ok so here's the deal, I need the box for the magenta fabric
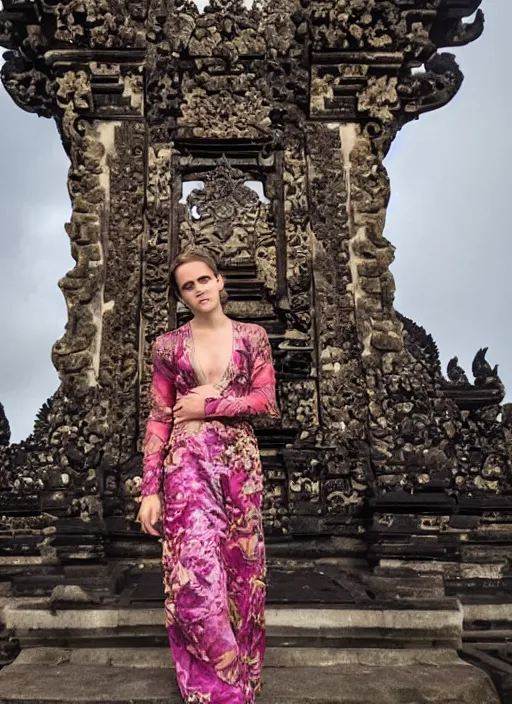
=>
[141,321,279,703]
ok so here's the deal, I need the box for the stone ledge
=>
[464,603,512,626]
[1,600,463,633]
[0,599,464,650]
[10,646,466,669]
[0,662,500,704]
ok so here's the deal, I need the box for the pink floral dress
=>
[140,320,279,704]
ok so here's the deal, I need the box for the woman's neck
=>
[191,306,229,331]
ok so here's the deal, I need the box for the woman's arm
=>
[204,326,279,420]
[140,338,175,497]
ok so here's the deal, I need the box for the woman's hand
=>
[173,384,221,424]
[137,494,162,537]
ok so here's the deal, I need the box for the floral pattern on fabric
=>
[140,321,279,704]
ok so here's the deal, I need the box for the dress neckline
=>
[187,319,236,390]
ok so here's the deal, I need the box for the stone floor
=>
[0,596,503,703]
[0,655,501,704]
[0,563,507,703]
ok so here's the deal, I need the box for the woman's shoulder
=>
[154,324,188,353]
[236,321,268,338]
[157,321,190,339]
[236,322,271,355]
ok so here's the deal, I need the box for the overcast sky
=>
[0,1,510,443]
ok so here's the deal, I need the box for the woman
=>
[137,248,279,704]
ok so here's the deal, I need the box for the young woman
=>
[137,249,279,704]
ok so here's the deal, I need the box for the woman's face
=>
[174,260,225,315]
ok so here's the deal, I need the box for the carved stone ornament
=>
[2,1,510,580]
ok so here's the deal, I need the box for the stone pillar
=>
[306,123,370,539]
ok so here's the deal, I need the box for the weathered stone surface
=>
[1,7,508,703]
[9,645,466,669]
[0,661,501,704]
[1,0,510,598]
[1,599,463,644]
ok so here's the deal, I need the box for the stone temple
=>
[0,1,511,702]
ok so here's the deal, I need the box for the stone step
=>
[0,597,464,649]
[0,659,500,704]
[461,645,512,704]
[465,630,512,643]
[8,646,465,669]
[464,603,512,629]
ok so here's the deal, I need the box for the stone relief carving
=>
[180,159,269,265]
[2,1,508,572]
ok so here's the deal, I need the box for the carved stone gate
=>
[1,1,511,588]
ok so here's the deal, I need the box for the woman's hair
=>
[170,248,229,304]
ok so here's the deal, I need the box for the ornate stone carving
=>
[309,0,477,124]
[4,0,510,581]
[1,51,56,118]
[180,159,267,263]
[0,404,10,448]
[447,357,469,386]
[38,0,146,49]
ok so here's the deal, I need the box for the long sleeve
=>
[204,326,279,421]
[140,338,176,497]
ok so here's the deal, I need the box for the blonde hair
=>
[170,248,228,304]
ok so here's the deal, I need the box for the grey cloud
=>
[0,79,72,442]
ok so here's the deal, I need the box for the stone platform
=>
[0,654,500,704]
[0,595,501,704]
[0,597,464,650]
[0,563,506,703]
